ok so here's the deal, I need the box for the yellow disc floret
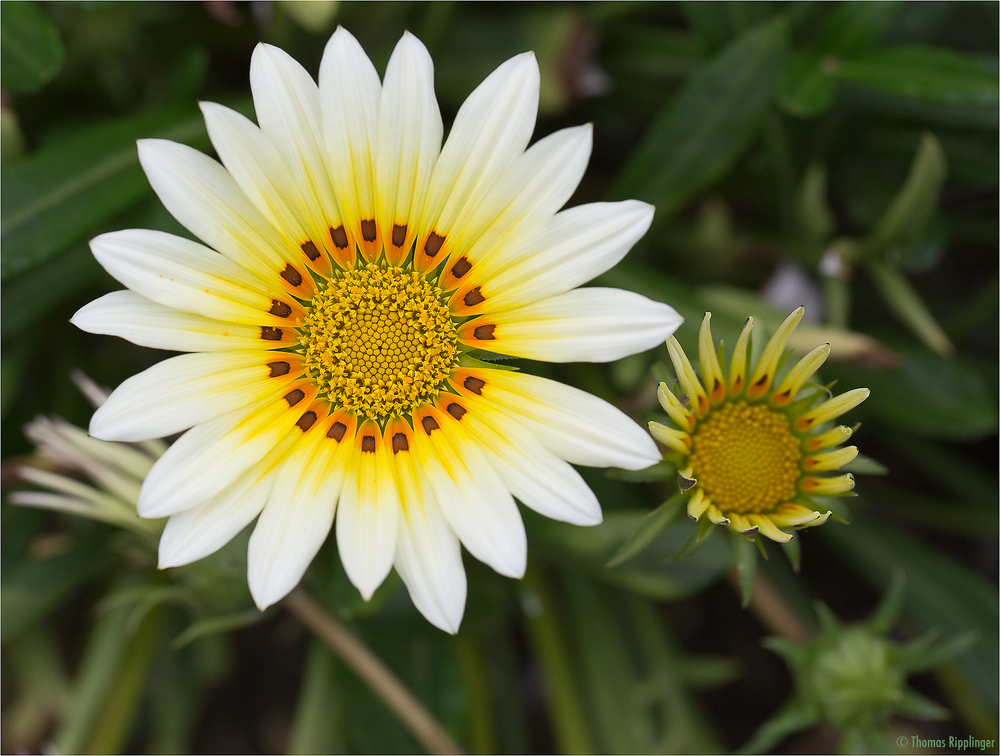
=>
[688,402,801,514]
[300,264,458,419]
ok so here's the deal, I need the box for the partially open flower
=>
[649,307,869,542]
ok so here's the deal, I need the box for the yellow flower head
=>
[649,307,870,543]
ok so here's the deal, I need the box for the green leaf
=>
[862,132,948,259]
[288,640,345,755]
[731,533,758,608]
[170,608,264,649]
[52,575,145,755]
[613,17,789,219]
[0,530,115,643]
[866,258,954,356]
[837,46,1000,109]
[776,52,835,118]
[679,2,776,52]
[1,104,211,280]
[0,2,65,95]
[0,244,107,340]
[527,509,732,601]
[605,459,677,483]
[817,1,901,56]
[519,567,594,755]
[825,344,997,440]
[85,607,163,755]
[606,494,685,567]
[867,571,906,634]
[560,574,657,753]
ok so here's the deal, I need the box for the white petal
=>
[392,439,466,633]
[158,457,278,568]
[72,291,295,352]
[90,352,282,442]
[90,229,284,324]
[442,124,592,287]
[335,431,400,600]
[375,32,442,261]
[414,52,539,265]
[459,406,602,526]
[250,44,344,251]
[462,369,661,471]
[138,391,308,518]
[319,27,381,255]
[138,139,299,275]
[248,438,343,609]
[201,102,322,247]
[452,200,655,315]
[461,288,682,363]
[411,407,526,578]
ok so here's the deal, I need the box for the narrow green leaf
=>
[606,495,685,567]
[817,1,901,56]
[288,640,344,755]
[0,244,107,340]
[731,533,757,607]
[866,258,954,356]
[53,576,142,755]
[561,574,657,753]
[519,567,594,755]
[0,1,64,94]
[605,460,677,483]
[613,17,789,218]
[824,344,997,440]
[170,608,264,649]
[1,105,211,280]
[862,132,947,259]
[456,638,497,755]
[837,46,1000,109]
[0,531,114,643]
[85,608,163,755]
[679,2,775,52]
[526,509,731,601]
[776,52,835,118]
[867,571,906,634]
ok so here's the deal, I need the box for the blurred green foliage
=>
[2,2,997,754]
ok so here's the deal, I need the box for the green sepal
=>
[753,535,770,560]
[780,533,802,572]
[457,352,519,371]
[736,698,819,755]
[842,453,889,476]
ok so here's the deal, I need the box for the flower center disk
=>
[300,264,459,420]
[689,402,801,514]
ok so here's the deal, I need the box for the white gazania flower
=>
[72,29,681,633]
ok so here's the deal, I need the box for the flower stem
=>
[730,568,810,644]
[285,589,463,756]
